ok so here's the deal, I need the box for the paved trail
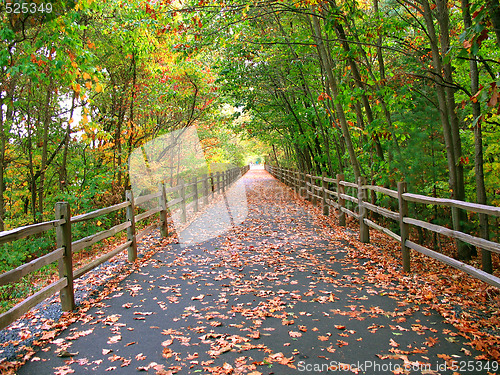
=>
[16,169,493,374]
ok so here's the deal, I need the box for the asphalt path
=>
[15,168,496,375]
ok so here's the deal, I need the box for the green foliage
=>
[0,232,55,273]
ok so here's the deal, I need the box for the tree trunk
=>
[60,93,76,191]
[332,17,384,160]
[115,103,124,187]
[421,0,472,260]
[0,97,6,231]
[436,0,473,259]
[462,0,491,271]
[486,0,500,47]
[38,79,53,222]
[371,0,401,156]
[310,13,361,179]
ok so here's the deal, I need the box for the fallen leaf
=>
[107,335,121,344]
[57,350,79,358]
[162,347,173,359]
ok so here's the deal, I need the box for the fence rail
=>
[265,164,500,289]
[0,165,250,330]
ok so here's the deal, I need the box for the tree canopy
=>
[0,0,499,267]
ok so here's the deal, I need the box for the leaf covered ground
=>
[3,169,499,374]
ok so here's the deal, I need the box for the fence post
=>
[336,174,345,226]
[222,171,226,192]
[306,173,311,201]
[210,172,215,199]
[398,182,410,272]
[158,183,168,237]
[358,177,369,243]
[296,170,300,193]
[304,172,308,198]
[180,179,186,223]
[202,174,209,205]
[293,170,297,193]
[216,172,221,193]
[192,176,199,213]
[322,172,329,216]
[311,174,317,205]
[55,202,75,311]
[300,172,306,197]
[125,190,138,261]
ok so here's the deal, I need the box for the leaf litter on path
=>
[7,169,500,375]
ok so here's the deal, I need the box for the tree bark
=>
[310,13,361,179]
[60,93,76,192]
[0,97,6,231]
[38,78,54,222]
[332,15,384,160]
[462,0,491,271]
[486,0,500,47]
[437,0,473,259]
[422,0,471,259]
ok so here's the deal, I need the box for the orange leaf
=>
[389,338,399,347]
[162,347,173,359]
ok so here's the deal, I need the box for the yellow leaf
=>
[83,72,91,80]
[85,81,92,89]
[96,220,102,226]
[95,83,103,93]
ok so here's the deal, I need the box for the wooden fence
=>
[265,164,500,288]
[0,165,250,330]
